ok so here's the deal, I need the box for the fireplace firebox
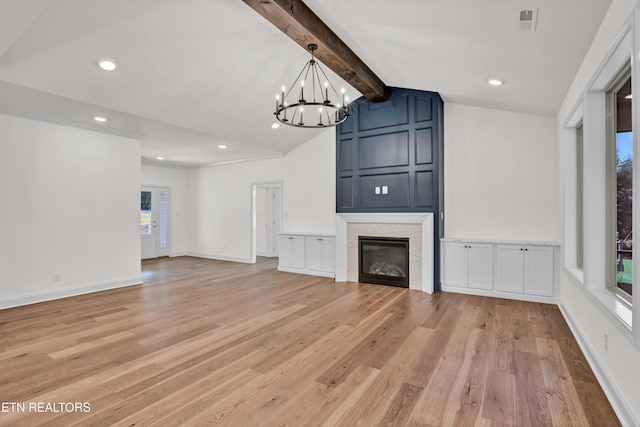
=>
[358,236,409,288]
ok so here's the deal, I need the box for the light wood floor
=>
[0,256,619,426]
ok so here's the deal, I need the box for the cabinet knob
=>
[289,237,293,240]
[525,248,528,251]
[318,238,323,241]
[520,248,523,251]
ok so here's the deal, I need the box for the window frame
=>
[576,123,584,271]
[563,15,639,346]
[607,66,633,303]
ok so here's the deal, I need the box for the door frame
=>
[251,181,282,263]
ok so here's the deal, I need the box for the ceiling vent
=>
[518,8,539,31]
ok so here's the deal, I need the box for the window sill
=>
[564,266,632,338]
[586,287,633,338]
[565,266,584,286]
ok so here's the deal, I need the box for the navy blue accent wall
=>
[336,87,444,290]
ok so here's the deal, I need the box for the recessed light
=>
[156,157,165,161]
[487,78,504,86]
[93,116,107,122]
[98,58,117,71]
[271,123,280,129]
[218,144,228,149]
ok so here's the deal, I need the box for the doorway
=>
[251,182,282,263]
[141,186,171,259]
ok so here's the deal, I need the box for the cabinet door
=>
[321,237,335,272]
[290,236,306,269]
[278,236,293,267]
[444,242,468,287]
[467,244,493,290]
[496,245,524,293]
[306,237,323,271]
[524,246,554,296]
[279,235,305,269]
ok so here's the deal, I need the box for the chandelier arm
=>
[284,62,311,100]
[316,62,343,100]
[302,66,312,92]
[312,64,318,102]
[313,64,325,103]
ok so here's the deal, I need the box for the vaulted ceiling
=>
[0,0,612,168]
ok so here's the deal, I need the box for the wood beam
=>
[242,0,387,102]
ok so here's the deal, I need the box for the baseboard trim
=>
[170,251,188,257]
[558,304,638,427]
[277,266,335,279]
[441,285,559,305]
[0,276,143,311]
[186,251,253,264]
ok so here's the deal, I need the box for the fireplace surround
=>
[335,213,434,293]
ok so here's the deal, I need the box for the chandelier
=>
[275,44,350,128]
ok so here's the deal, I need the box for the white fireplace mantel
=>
[335,212,434,293]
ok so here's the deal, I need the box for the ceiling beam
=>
[242,0,387,102]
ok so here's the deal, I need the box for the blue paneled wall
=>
[336,87,444,289]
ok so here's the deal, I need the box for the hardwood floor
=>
[0,256,619,426]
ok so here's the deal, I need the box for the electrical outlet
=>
[53,272,61,282]
[604,332,609,352]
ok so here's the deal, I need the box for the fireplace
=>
[335,212,434,293]
[359,236,409,288]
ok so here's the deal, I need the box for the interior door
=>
[141,186,171,259]
[140,187,156,259]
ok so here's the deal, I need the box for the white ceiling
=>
[0,0,612,168]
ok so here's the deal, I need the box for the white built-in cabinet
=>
[306,236,335,274]
[443,242,493,290]
[496,245,554,297]
[441,238,558,302]
[278,233,335,278]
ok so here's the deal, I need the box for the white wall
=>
[281,129,336,233]
[444,103,559,241]
[186,129,336,262]
[141,164,189,255]
[557,0,640,424]
[0,114,141,309]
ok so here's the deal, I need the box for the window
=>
[563,23,635,335]
[609,69,633,298]
[141,190,152,235]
